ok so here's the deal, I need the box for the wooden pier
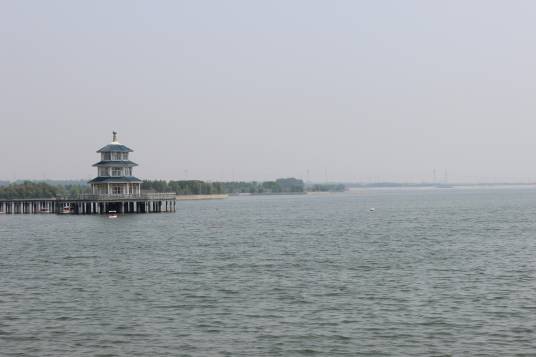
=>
[0,192,176,215]
[0,133,178,215]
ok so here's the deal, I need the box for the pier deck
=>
[0,192,176,214]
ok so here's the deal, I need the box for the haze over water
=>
[2,188,536,356]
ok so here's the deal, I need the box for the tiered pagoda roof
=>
[88,132,142,184]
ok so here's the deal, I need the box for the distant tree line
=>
[308,183,346,192]
[0,178,346,199]
[0,181,90,199]
[142,178,307,194]
[142,180,224,195]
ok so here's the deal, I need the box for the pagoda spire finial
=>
[112,131,118,143]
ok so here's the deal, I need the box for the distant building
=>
[88,132,142,196]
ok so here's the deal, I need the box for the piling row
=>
[0,197,176,215]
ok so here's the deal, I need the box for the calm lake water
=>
[2,188,536,356]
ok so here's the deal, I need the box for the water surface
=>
[2,188,536,356]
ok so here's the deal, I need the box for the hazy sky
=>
[2,0,536,182]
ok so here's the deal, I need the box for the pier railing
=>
[0,192,177,202]
[62,192,177,201]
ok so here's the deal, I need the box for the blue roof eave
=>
[96,144,133,153]
[92,160,138,167]
[88,176,143,184]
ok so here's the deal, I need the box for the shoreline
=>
[175,194,228,201]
